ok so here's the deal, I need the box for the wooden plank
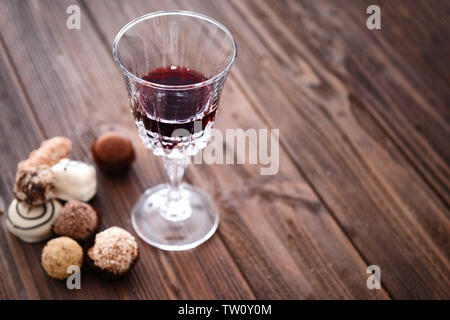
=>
[279,0,450,205]
[0,0,389,298]
[161,0,450,298]
[226,0,450,247]
[0,39,44,300]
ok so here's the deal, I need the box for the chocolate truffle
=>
[91,132,135,176]
[7,199,62,243]
[87,227,139,278]
[13,165,55,206]
[41,236,83,280]
[52,200,100,241]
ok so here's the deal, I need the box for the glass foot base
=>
[131,183,220,251]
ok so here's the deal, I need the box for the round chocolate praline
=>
[52,200,100,242]
[86,227,139,279]
[41,236,83,280]
[91,132,135,176]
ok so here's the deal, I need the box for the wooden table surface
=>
[0,0,449,300]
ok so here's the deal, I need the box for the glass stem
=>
[163,156,187,192]
[161,156,190,221]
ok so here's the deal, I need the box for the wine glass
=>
[112,11,237,250]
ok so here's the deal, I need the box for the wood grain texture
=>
[277,0,450,207]
[0,0,448,299]
[167,0,450,298]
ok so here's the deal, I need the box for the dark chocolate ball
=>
[52,200,100,241]
[91,132,135,176]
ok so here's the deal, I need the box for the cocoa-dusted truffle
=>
[87,227,139,278]
[13,165,55,206]
[52,200,100,241]
[41,236,83,280]
[91,132,135,176]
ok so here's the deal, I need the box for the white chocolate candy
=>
[6,199,62,243]
[51,159,97,202]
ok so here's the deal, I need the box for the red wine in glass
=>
[132,65,219,151]
[113,11,236,250]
